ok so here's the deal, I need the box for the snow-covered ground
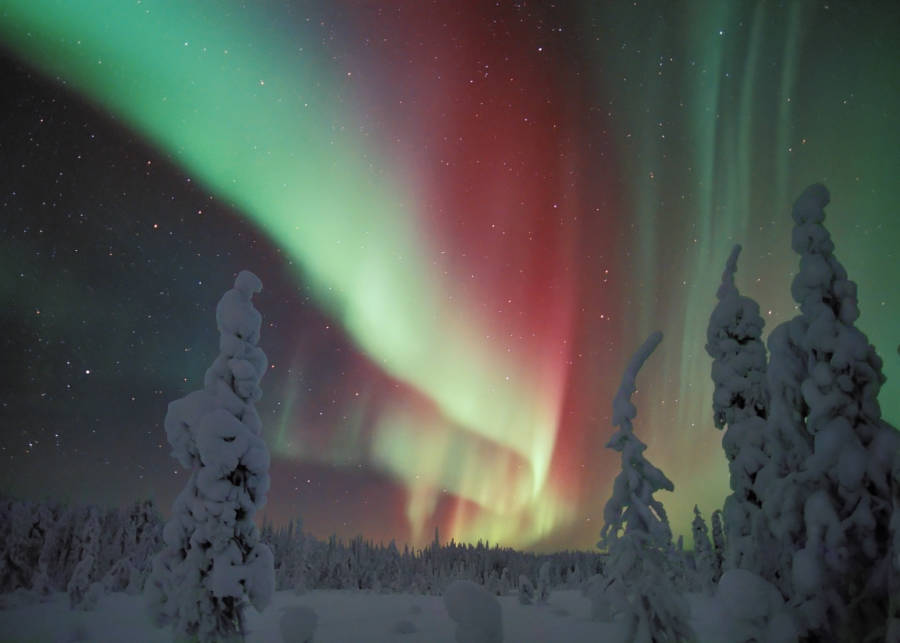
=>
[0,589,634,642]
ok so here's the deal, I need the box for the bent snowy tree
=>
[146,270,275,642]
[598,331,694,643]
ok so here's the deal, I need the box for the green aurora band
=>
[0,0,571,546]
[2,0,896,549]
[578,0,899,536]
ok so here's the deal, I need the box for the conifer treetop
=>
[705,244,769,429]
[789,183,860,325]
[715,244,741,301]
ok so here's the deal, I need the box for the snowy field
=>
[0,589,641,643]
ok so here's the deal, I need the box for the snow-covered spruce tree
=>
[32,503,65,597]
[124,499,163,594]
[517,574,535,605]
[762,184,899,640]
[498,567,511,596]
[0,501,43,593]
[68,554,99,610]
[706,244,770,428]
[705,244,774,575]
[146,271,275,642]
[536,560,552,604]
[597,332,693,642]
[66,505,103,608]
[690,506,716,593]
[709,509,725,579]
[888,455,900,639]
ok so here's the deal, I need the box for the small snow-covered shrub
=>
[583,573,612,622]
[498,567,511,595]
[279,605,317,643]
[84,582,104,610]
[102,558,136,594]
[63,618,90,643]
[443,579,503,643]
[690,506,717,593]
[392,619,417,634]
[30,567,54,601]
[68,555,97,610]
[0,587,36,610]
[536,561,552,603]
[517,575,534,605]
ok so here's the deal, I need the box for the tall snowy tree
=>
[598,332,693,642]
[33,503,65,596]
[690,506,716,592]
[0,500,42,593]
[705,244,773,574]
[67,505,106,610]
[888,456,900,640]
[125,499,163,593]
[761,184,899,640]
[709,509,725,580]
[146,271,275,642]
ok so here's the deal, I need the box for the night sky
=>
[1,1,897,552]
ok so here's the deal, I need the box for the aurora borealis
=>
[1,1,897,552]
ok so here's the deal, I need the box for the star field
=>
[0,0,897,551]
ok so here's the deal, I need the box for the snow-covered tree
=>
[710,509,725,579]
[102,557,138,594]
[57,507,86,588]
[536,560,552,604]
[705,244,773,574]
[68,554,100,610]
[706,244,770,429]
[498,567,511,596]
[0,501,42,593]
[122,499,163,594]
[274,516,307,592]
[888,456,900,640]
[146,270,275,642]
[76,506,102,584]
[691,506,716,592]
[760,184,899,639]
[33,503,66,594]
[97,506,124,581]
[517,574,535,605]
[598,331,693,642]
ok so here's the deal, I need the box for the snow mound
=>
[443,579,503,643]
[692,569,798,643]
[279,604,318,643]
